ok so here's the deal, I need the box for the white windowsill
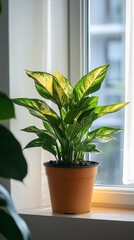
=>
[19,206,134,222]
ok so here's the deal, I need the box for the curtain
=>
[123,0,134,184]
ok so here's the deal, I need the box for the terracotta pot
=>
[44,161,98,214]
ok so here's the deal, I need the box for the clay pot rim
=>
[44,160,99,169]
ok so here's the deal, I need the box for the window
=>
[89,0,126,186]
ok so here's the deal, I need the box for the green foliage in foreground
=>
[13,64,128,165]
[0,92,31,240]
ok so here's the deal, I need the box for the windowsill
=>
[20,206,134,239]
[19,206,134,222]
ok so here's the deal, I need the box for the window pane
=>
[90,0,125,24]
[89,0,126,186]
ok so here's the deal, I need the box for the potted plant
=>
[13,64,128,214]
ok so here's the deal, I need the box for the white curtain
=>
[123,0,134,184]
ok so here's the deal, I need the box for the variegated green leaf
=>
[13,98,60,125]
[76,96,99,109]
[95,102,129,117]
[79,142,100,153]
[29,109,48,121]
[66,121,82,140]
[22,125,42,133]
[54,70,73,98]
[22,125,56,139]
[28,109,60,126]
[52,124,66,143]
[24,138,44,149]
[93,135,116,142]
[42,143,57,157]
[13,98,56,116]
[78,109,97,126]
[24,138,57,157]
[53,79,69,107]
[87,127,121,142]
[73,64,109,103]
[43,121,55,134]
[35,84,56,103]
[26,70,53,95]
[65,96,98,124]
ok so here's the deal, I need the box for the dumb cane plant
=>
[13,64,128,166]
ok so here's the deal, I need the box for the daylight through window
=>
[89,0,126,186]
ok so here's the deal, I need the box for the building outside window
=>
[89,0,126,186]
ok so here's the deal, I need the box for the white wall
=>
[22,213,134,240]
[9,0,45,209]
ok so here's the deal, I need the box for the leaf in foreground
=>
[0,125,27,181]
[0,185,31,240]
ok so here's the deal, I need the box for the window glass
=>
[89,0,126,186]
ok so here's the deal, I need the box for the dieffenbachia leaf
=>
[13,98,60,125]
[93,135,116,142]
[79,142,100,153]
[65,96,98,124]
[52,79,69,107]
[26,70,53,97]
[54,70,73,99]
[76,96,99,109]
[0,185,31,240]
[95,102,129,118]
[73,64,109,103]
[24,138,57,157]
[22,125,56,139]
[26,70,70,107]
[22,126,61,158]
[78,109,97,128]
[35,84,56,104]
[43,121,55,134]
[87,127,121,142]
[66,121,82,140]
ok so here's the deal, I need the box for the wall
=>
[0,0,9,95]
[22,213,134,240]
[0,0,10,192]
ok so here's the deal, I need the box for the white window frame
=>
[9,0,134,211]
